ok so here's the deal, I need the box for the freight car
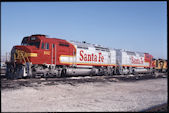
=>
[6,34,155,79]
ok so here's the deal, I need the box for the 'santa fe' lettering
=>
[80,50,104,62]
[131,56,143,64]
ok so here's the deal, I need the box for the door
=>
[51,44,56,65]
[116,49,122,74]
[116,49,122,66]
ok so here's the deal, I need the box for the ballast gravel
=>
[1,78,167,112]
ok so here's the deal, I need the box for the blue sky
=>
[1,2,167,59]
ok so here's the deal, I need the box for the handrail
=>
[20,52,26,64]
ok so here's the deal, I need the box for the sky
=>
[1,1,167,59]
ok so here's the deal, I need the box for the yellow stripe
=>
[44,51,50,55]
[76,62,116,66]
[60,61,116,66]
[122,65,149,67]
[60,55,74,57]
[28,53,37,57]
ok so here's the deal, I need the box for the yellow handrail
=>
[21,52,26,64]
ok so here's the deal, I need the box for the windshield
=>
[21,37,28,45]
[28,41,40,48]
[21,37,40,48]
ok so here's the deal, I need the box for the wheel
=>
[132,69,136,75]
[61,69,67,77]
[119,69,123,75]
[6,64,17,79]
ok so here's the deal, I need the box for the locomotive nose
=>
[10,46,37,64]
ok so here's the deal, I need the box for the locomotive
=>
[152,58,168,73]
[6,34,155,79]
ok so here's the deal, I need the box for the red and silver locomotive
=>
[6,34,154,79]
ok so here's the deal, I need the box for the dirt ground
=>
[1,76,168,112]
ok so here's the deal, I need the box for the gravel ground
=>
[1,77,167,112]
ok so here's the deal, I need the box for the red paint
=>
[144,53,154,67]
[151,60,156,68]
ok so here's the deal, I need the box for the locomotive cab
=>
[10,35,44,65]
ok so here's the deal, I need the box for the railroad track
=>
[1,73,167,90]
[141,103,168,112]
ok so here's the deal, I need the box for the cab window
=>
[59,42,69,47]
[28,41,40,48]
[41,42,44,49]
[45,43,49,50]
[52,44,55,48]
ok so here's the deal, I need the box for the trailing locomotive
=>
[6,34,155,79]
[152,58,168,73]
